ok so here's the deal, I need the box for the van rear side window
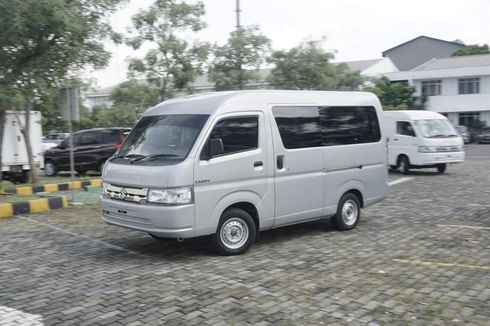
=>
[320,106,381,145]
[272,106,381,149]
[272,106,323,149]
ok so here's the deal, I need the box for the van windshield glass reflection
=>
[414,119,458,138]
[112,115,209,164]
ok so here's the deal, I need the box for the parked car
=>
[42,132,69,144]
[44,128,130,176]
[475,127,490,144]
[454,125,471,144]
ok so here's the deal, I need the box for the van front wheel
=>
[436,164,446,173]
[398,156,410,175]
[212,208,256,256]
[331,193,361,231]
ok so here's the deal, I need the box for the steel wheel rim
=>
[45,163,55,175]
[220,217,249,250]
[342,199,358,226]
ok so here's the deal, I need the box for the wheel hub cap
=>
[220,218,249,250]
[342,200,358,226]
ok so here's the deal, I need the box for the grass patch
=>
[0,194,45,204]
[1,173,100,190]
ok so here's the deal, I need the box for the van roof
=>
[383,110,446,120]
[145,90,380,116]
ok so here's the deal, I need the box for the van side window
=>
[319,106,381,145]
[209,116,258,155]
[396,121,416,137]
[272,106,322,149]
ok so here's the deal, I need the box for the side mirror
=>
[208,138,224,158]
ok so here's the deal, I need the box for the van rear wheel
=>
[212,208,256,256]
[331,193,361,231]
[398,156,410,175]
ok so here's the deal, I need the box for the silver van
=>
[101,91,388,255]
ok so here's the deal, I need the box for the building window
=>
[421,80,441,96]
[458,112,480,126]
[458,78,480,94]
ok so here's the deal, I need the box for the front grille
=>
[105,184,148,204]
[436,146,460,152]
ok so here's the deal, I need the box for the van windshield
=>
[111,114,209,165]
[413,119,458,138]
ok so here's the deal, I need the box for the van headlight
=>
[147,187,193,205]
[418,146,437,153]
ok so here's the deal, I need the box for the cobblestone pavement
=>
[0,145,489,325]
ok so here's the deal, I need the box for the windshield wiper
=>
[131,153,181,163]
[110,154,145,161]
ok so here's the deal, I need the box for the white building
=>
[385,54,490,127]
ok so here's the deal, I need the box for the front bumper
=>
[412,151,465,166]
[101,196,195,238]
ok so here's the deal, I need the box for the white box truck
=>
[384,110,464,174]
[2,111,43,183]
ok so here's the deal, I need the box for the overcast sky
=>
[87,0,490,89]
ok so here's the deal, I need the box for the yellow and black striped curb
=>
[4,179,102,196]
[0,196,68,218]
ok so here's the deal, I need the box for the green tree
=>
[126,0,209,102]
[364,77,425,110]
[208,26,271,91]
[451,44,490,57]
[267,40,363,91]
[0,0,124,184]
[110,80,160,109]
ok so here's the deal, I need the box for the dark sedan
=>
[44,128,130,176]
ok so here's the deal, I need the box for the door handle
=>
[277,155,284,170]
[393,138,398,141]
[253,161,263,168]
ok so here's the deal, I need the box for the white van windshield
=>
[413,119,458,138]
[111,114,209,164]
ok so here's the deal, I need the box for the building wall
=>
[383,37,464,71]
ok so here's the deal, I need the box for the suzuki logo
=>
[120,188,128,199]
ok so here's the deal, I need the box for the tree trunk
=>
[16,102,37,184]
[0,110,5,190]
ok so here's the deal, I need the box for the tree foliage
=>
[267,40,363,91]
[126,0,209,101]
[208,26,271,91]
[451,44,490,57]
[0,0,123,183]
[364,77,425,110]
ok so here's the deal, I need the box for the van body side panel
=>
[193,112,272,236]
[269,106,324,227]
[323,144,388,214]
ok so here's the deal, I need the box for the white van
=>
[101,91,388,255]
[384,110,464,174]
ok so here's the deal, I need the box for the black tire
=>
[436,163,446,173]
[331,193,361,231]
[17,171,29,184]
[398,155,410,175]
[44,160,58,176]
[212,208,256,256]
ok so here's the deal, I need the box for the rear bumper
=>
[101,197,195,238]
[412,151,465,166]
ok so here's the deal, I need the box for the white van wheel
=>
[212,208,256,255]
[331,193,361,231]
[398,156,410,175]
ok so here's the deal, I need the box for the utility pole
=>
[235,0,241,29]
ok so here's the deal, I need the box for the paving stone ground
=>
[0,145,489,325]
